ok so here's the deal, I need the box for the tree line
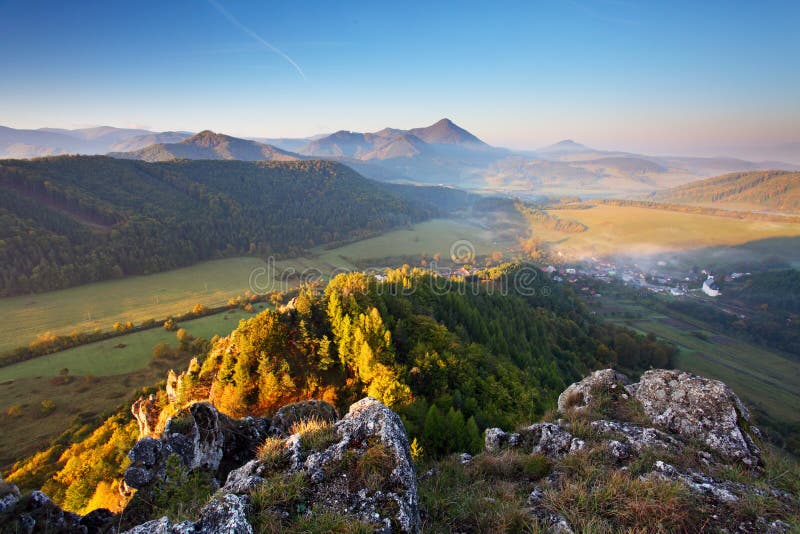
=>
[0,156,437,296]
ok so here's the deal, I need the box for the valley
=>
[525,202,800,264]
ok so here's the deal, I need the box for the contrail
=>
[207,0,306,80]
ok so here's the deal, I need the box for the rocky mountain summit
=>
[1,369,798,532]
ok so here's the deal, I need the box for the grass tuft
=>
[257,436,290,470]
[290,417,338,452]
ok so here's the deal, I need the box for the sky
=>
[0,0,799,154]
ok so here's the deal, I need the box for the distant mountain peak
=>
[184,130,231,147]
[539,139,592,153]
[408,118,486,146]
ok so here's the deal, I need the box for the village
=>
[539,256,751,300]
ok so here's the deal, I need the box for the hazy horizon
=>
[1,0,799,158]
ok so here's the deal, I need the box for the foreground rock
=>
[485,423,585,458]
[557,368,631,413]
[123,401,271,493]
[630,369,762,466]
[225,396,420,532]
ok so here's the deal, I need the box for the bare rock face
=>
[123,402,270,491]
[269,399,338,436]
[131,394,161,437]
[484,423,584,458]
[590,420,681,454]
[224,396,420,533]
[630,369,761,466]
[124,493,253,534]
[557,369,631,412]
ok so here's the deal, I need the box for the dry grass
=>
[542,468,695,532]
[351,443,395,493]
[257,436,290,470]
[290,417,339,452]
[468,451,550,482]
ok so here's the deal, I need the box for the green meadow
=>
[0,217,519,354]
[595,290,800,426]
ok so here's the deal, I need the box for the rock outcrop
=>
[630,369,762,466]
[269,399,338,436]
[485,423,585,458]
[224,396,420,533]
[124,402,271,492]
[1,369,796,533]
[557,368,631,412]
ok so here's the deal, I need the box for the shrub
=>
[40,399,56,415]
[151,454,216,523]
[6,404,22,417]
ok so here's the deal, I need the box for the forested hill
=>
[650,170,800,213]
[107,130,302,162]
[0,156,436,296]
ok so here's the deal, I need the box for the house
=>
[702,275,721,297]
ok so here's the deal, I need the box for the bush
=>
[40,399,56,415]
[151,454,216,523]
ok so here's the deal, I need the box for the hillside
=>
[0,157,435,296]
[108,130,301,162]
[650,170,800,213]
[0,125,166,158]
[3,267,673,513]
[108,131,192,152]
[3,268,797,532]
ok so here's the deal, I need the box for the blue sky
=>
[0,0,798,153]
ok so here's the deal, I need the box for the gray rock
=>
[190,493,253,534]
[124,516,171,534]
[519,423,583,458]
[319,397,419,533]
[557,369,631,412]
[486,423,583,458]
[124,437,164,489]
[484,427,519,452]
[645,461,739,503]
[459,453,473,465]
[0,493,19,515]
[223,460,266,494]
[590,419,681,454]
[121,494,253,534]
[124,402,270,491]
[270,399,338,436]
[0,479,20,514]
[606,439,632,460]
[631,370,761,466]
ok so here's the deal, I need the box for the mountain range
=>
[2,120,798,196]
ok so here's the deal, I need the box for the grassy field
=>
[592,290,800,426]
[533,204,800,260]
[0,307,262,382]
[0,215,525,470]
[0,306,269,469]
[0,217,520,353]
[312,217,520,267]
